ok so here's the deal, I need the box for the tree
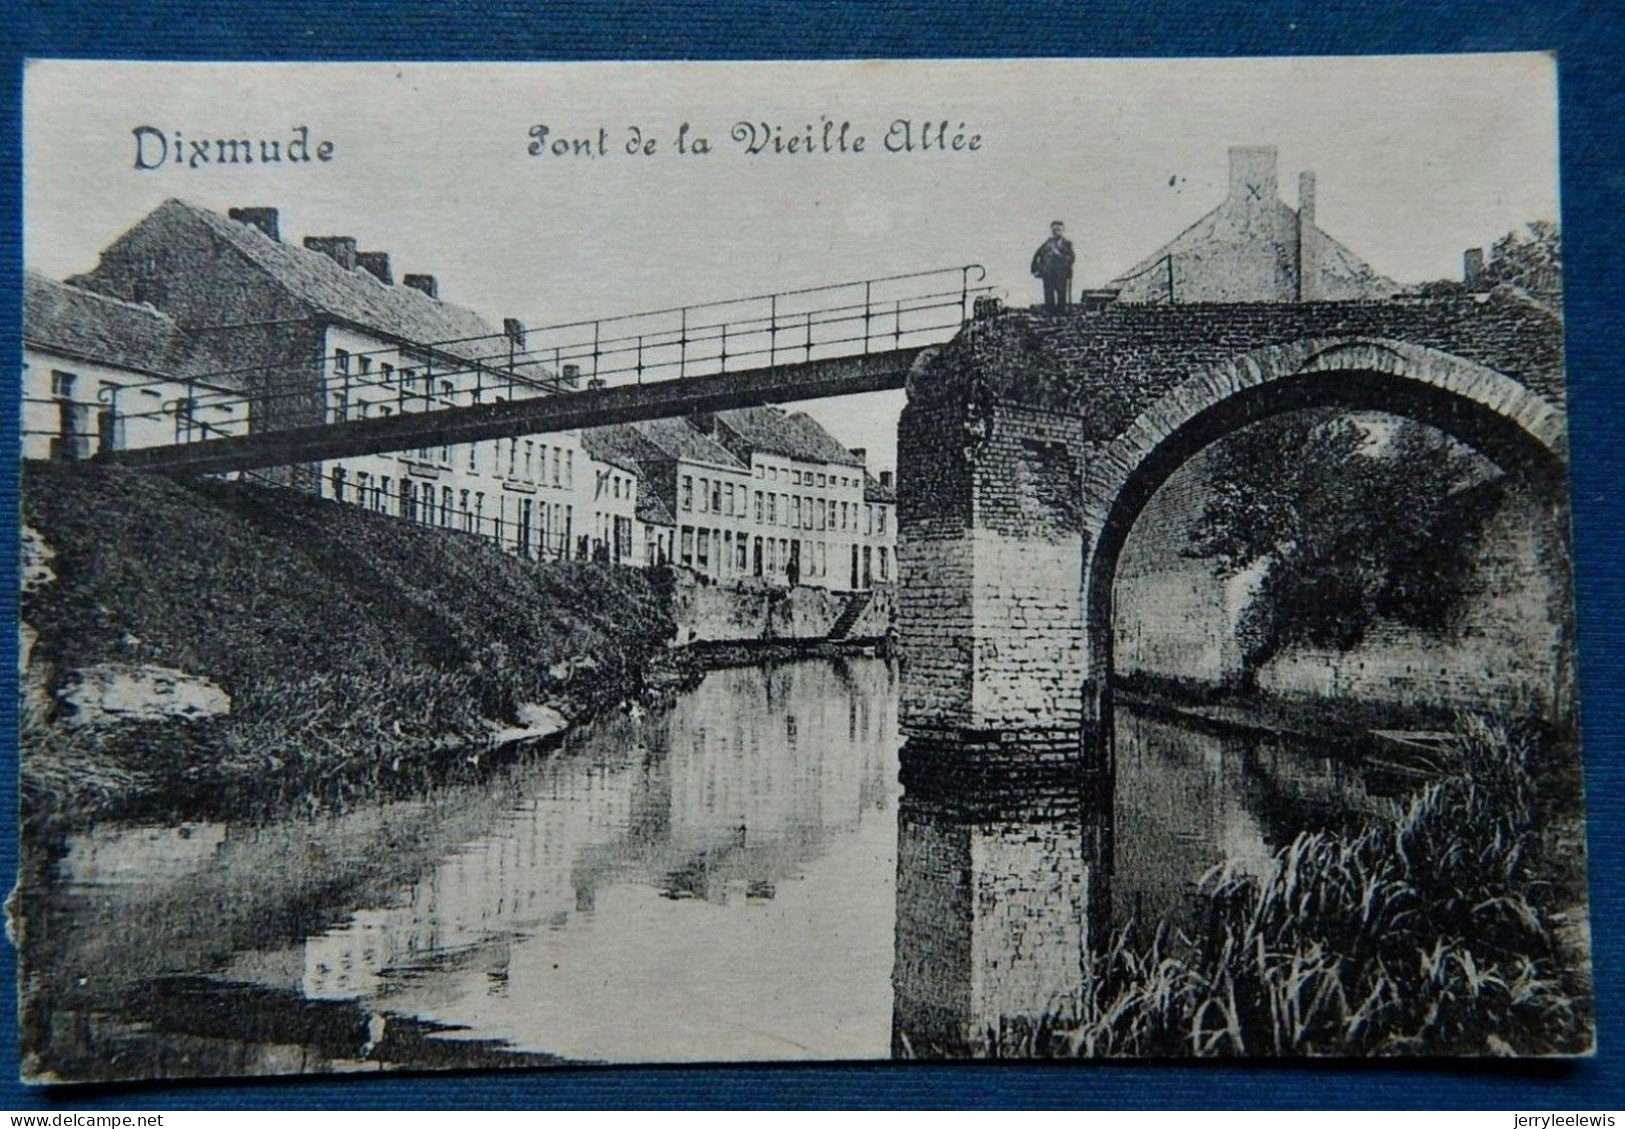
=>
[1184,411,1504,686]
[1417,220,1562,310]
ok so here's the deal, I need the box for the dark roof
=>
[864,472,896,504]
[164,200,509,368]
[627,417,749,470]
[580,423,667,474]
[577,427,642,475]
[636,490,677,527]
[22,272,241,387]
[714,406,864,467]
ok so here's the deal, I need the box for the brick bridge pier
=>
[894,293,1571,787]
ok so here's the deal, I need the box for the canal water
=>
[18,657,1403,1081]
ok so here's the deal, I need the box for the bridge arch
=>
[1079,336,1571,732]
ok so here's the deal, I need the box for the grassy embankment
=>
[1001,715,1593,1058]
[21,461,683,828]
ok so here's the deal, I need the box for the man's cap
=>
[1051,220,1065,227]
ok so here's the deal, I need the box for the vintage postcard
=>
[14,55,1588,1082]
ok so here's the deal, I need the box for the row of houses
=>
[22,199,896,590]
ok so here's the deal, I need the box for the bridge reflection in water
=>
[891,707,1392,1059]
[23,659,1394,1078]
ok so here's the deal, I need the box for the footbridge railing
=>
[60,265,989,463]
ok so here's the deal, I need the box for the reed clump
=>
[1018,716,1589,1058]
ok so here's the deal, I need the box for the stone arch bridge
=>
[894,292,1570,781]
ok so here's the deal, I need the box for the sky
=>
[23,56,1559,472]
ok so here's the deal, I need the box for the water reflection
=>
[892,783,1109,1058]
[890,703,1393,1058]
[21,661,1394,1079]
[22,659,901,1081]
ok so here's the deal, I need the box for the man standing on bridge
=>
[1030,220,1076,310]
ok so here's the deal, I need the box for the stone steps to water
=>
[828,590,874,640]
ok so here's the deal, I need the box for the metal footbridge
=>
[99,265,991,476]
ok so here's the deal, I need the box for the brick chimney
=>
[503,318,526,349]
[355,251,392,285]
[1296,171,1318,302]
[561,363,581,389]
[1228,146,1278,207]
[304,236,357,271]
[691,412,717,435]
[403,274,438,299]
[1464,247,1486,287]
[228,207,281,242]
[851,446,867,465]
[879,470,894,489]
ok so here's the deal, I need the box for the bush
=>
[1016,717,1589,1058]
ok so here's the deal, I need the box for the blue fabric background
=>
[0,0,1619,1110]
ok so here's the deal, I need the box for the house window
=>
[680,526,694,566]
[736,537,747,572]
[440,379,453,403]
[817,473,826,488]
[754,465,764,479]
[565,450,573,487]
[697,528,710,571]
[333,349,350,374]
[866,504,874,535]
[766,493,776,524]
[792,496,801,528]
[878,507,887,534]
[552,448,562,487]
[51,371,76,399]
[698,478,709,512]
[879,547,889,581]
[682,476,693,510]
[508,439,518,477]
[358,356,372,376]
[330,466,347,502]
[754,491,763,523]
[381,362,394,386]
[332,392,348,422]
[804,495,814,529]
[711,481,722,512]
[816,501,826,531]
[524,440,535,478]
